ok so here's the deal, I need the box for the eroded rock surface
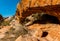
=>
[0,0,60,41]
[16,0,60,21]
[15,24,60,41]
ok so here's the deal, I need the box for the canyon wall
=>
[16,0,60,21]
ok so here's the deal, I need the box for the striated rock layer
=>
[15,24,60,41]
[15,0,60,41]
[16,0,60,21]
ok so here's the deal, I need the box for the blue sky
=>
[0,0,20,17]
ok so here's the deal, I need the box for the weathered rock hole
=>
[37,39,40,41]
[41,31,48,37]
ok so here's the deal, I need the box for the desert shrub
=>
[0,16,15,26]
[0,14,4,25]
[1,21,10,26]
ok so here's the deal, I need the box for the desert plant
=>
[0,14,4,25]
[1,21,10,26]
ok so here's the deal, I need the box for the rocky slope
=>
[15,0,60,41]
[15,24,60,41]
[0,0,60,41]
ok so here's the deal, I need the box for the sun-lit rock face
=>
[16,0,60,22]
[27,24,60,41]
[15,24,60,41]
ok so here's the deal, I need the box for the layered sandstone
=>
[0,0,60,41]
[15,24,60,41]
[16,0,60,21]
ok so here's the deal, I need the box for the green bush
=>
[1,21,10,26]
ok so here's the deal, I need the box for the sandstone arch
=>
[16,0,60,22]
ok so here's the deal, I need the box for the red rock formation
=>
[22,5,60,19]
[16,0,60,21]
